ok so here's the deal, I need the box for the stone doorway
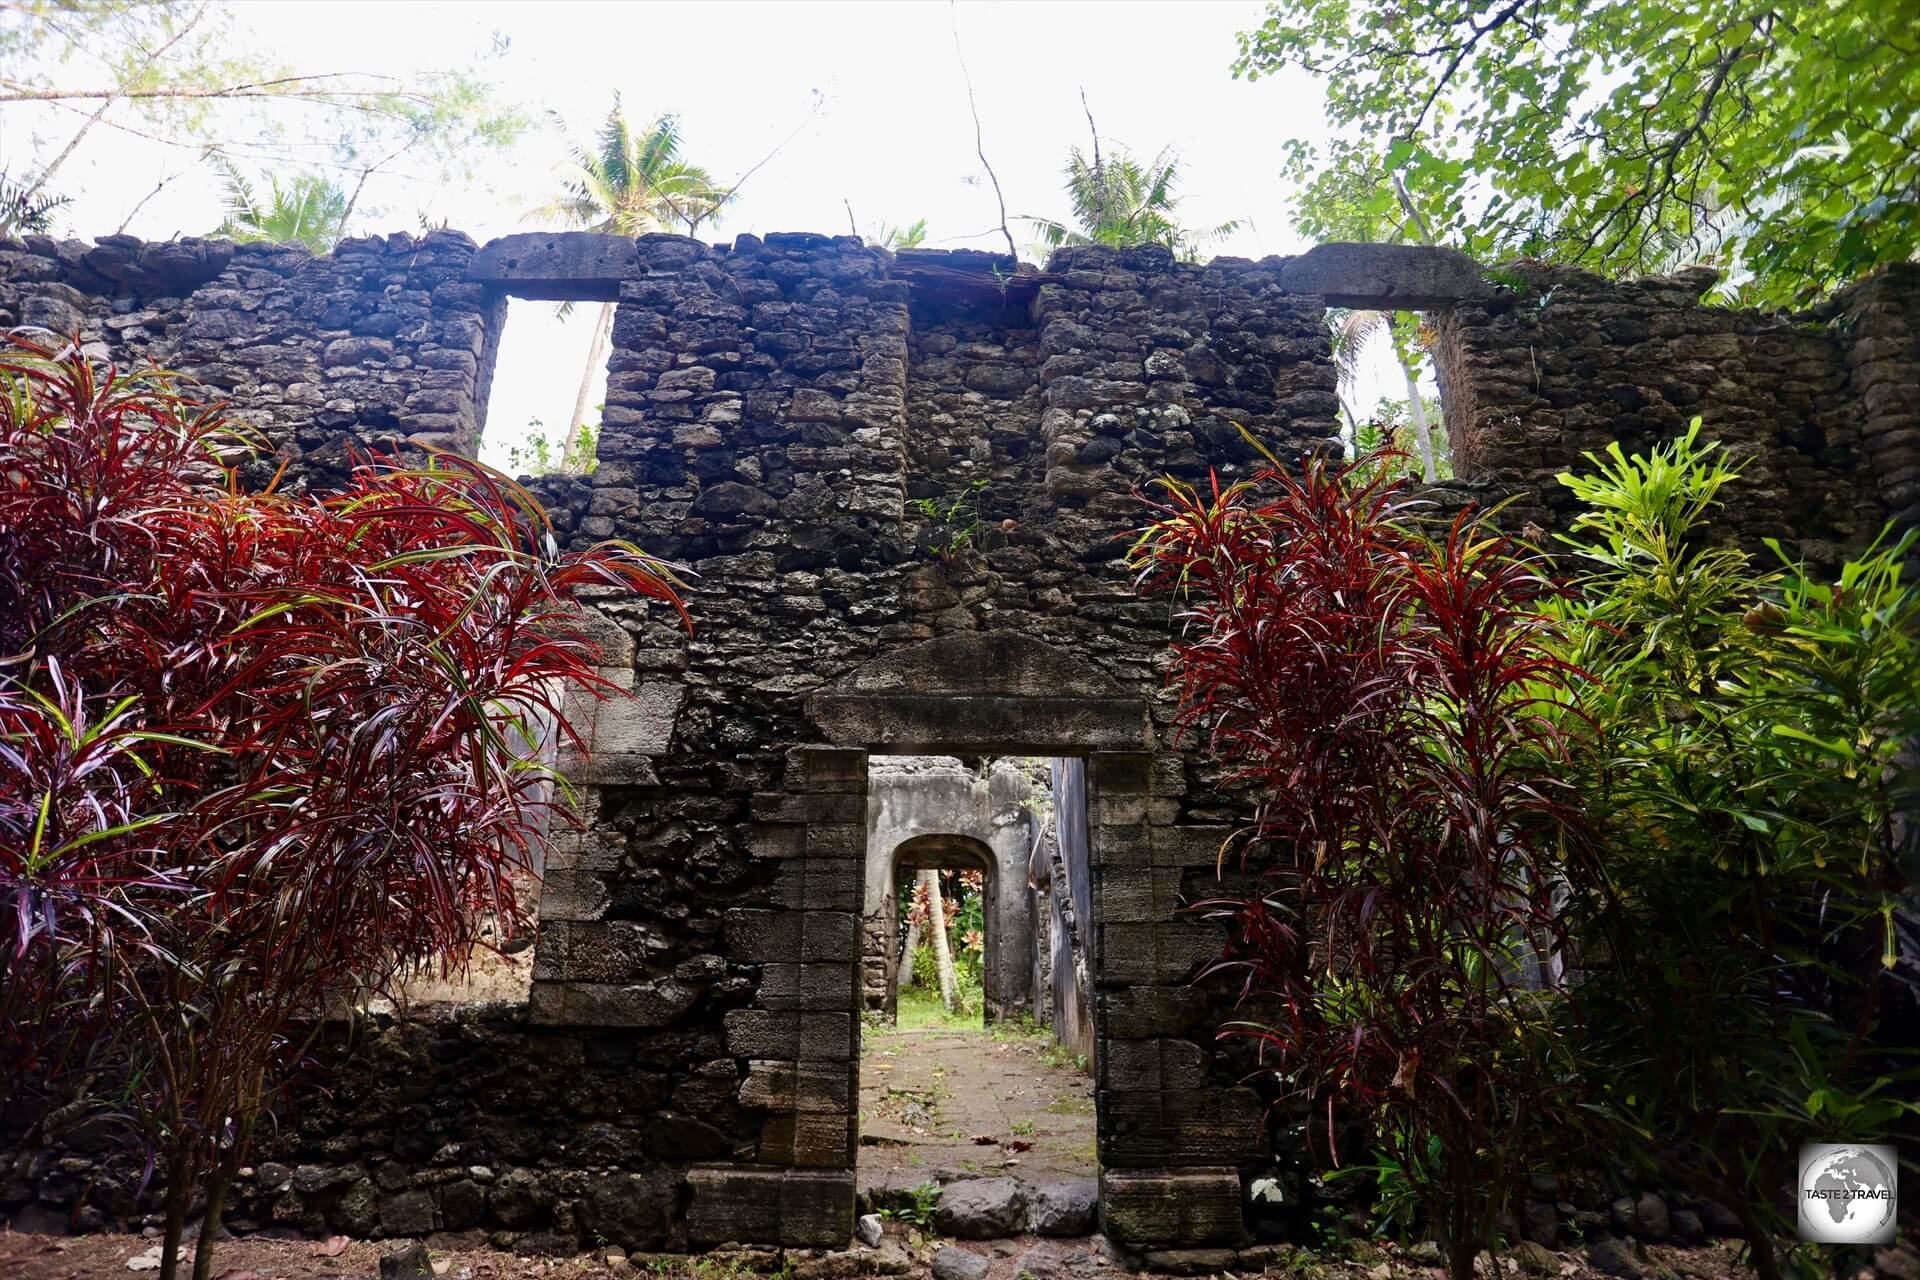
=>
[856,753,1098,1230]
[690,632,1256,1252]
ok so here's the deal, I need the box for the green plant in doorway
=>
[906,478,989,561]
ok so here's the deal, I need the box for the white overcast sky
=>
[14,0,1416,466]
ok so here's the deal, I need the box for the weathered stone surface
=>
[379,1239,432,1279]
[686,1166,854,1248]
[1588,1237,1643,1277]
[1101,1168,1245,1249]
[932,1246,992,1280]
[934,1177,1026,1239]
[467,232,636,301]
[1278,242,1489,309]
[1024,1177,1098,1236]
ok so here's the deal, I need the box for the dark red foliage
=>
[1132,451,1594,1273]
[0,336,686,1277]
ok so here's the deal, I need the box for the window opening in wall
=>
[478,294,610,477]
[858,754,1097,1220]
[1328,307,1451,481]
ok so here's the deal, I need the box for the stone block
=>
[1098,1038,1209,1093]
[1098,986,1208,1039]
[749,823,807,859]
[1093,866,1184,923]
[1277,242,1488,310]
[468,232,635,301]
[798,1011,856,1061]
[758,962,857,1011]
[739,1059,798,1111]
[1088,752,1154,794]
[771,859,860,912]
[538,869,609,922]
[786,745,868,792]
[1099,1086,1265,1167]
[1100,1167,1245,1248]
[1097,921,1226,985]
[792,1111,855,1167]
[528,977,697,1027]
[801,910,859,962]
[725,1008,800,1059]
[378,1187,436,1236]
[805,823,865,860]
[591,681,683,756]
[794,1061,853,1113]
[935,1177,1027,1239]
[724,908,803,962]
[751,792,867,824]
[1150,825,1239,870]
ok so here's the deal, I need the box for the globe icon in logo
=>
[1798,1143,1898,1244]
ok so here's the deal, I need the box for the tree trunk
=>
[899,904,922,989]
[158,1158,191,1280]
[561,302,614,468]
[190,1168,231,1280]
[1397,348,1439,482]
[924,869,957,1012]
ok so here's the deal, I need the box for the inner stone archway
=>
[864,760,1038,1023]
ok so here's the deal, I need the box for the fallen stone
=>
[1587,1237,1642,1277]
[1633,1192,1670,1241]
[1139,1247,1240,1275]
[1511,1241,1560,1275]
[380,1239,433,1280]
[935,1177,1026,1239]
[1015,1247,1062,1278]
[1522,1200,1559,1244]
[856,1213,884,1247]
[933,1245,992,1280]
[1026,1177,1098,1236]
[1876,1249,1920,1280]
[1698,1199,1744,1236]
[1669,1208,1704,1243]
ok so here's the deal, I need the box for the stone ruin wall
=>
[1,225,1914,1259]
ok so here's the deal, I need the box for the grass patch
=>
[896,983,985,1031]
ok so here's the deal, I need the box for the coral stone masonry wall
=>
[0,229,502,490]
[1,227,1912,1258]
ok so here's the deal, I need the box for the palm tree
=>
[211,161,349,253]
[1025,138,1238,262]
[533,99,733,465]
[1331,308,1443,483]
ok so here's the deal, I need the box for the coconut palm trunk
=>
[563,300,614,466]
[1396,347,1438,482]
[924,870,958,1012]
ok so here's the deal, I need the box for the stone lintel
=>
[807,694,1148,753]
[468,232,636,301]
[1278,241,1489,310]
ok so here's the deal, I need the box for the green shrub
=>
[1548,420,1920,1280]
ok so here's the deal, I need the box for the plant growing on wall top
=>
[0,336,686,1280]
[1023,95,1239,263]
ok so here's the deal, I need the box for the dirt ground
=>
[0,1224,1770,1280]
[858,1017,1097,1193]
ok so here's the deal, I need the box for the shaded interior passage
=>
[858,756,1097,1205]
[858,1023,1096,1198]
